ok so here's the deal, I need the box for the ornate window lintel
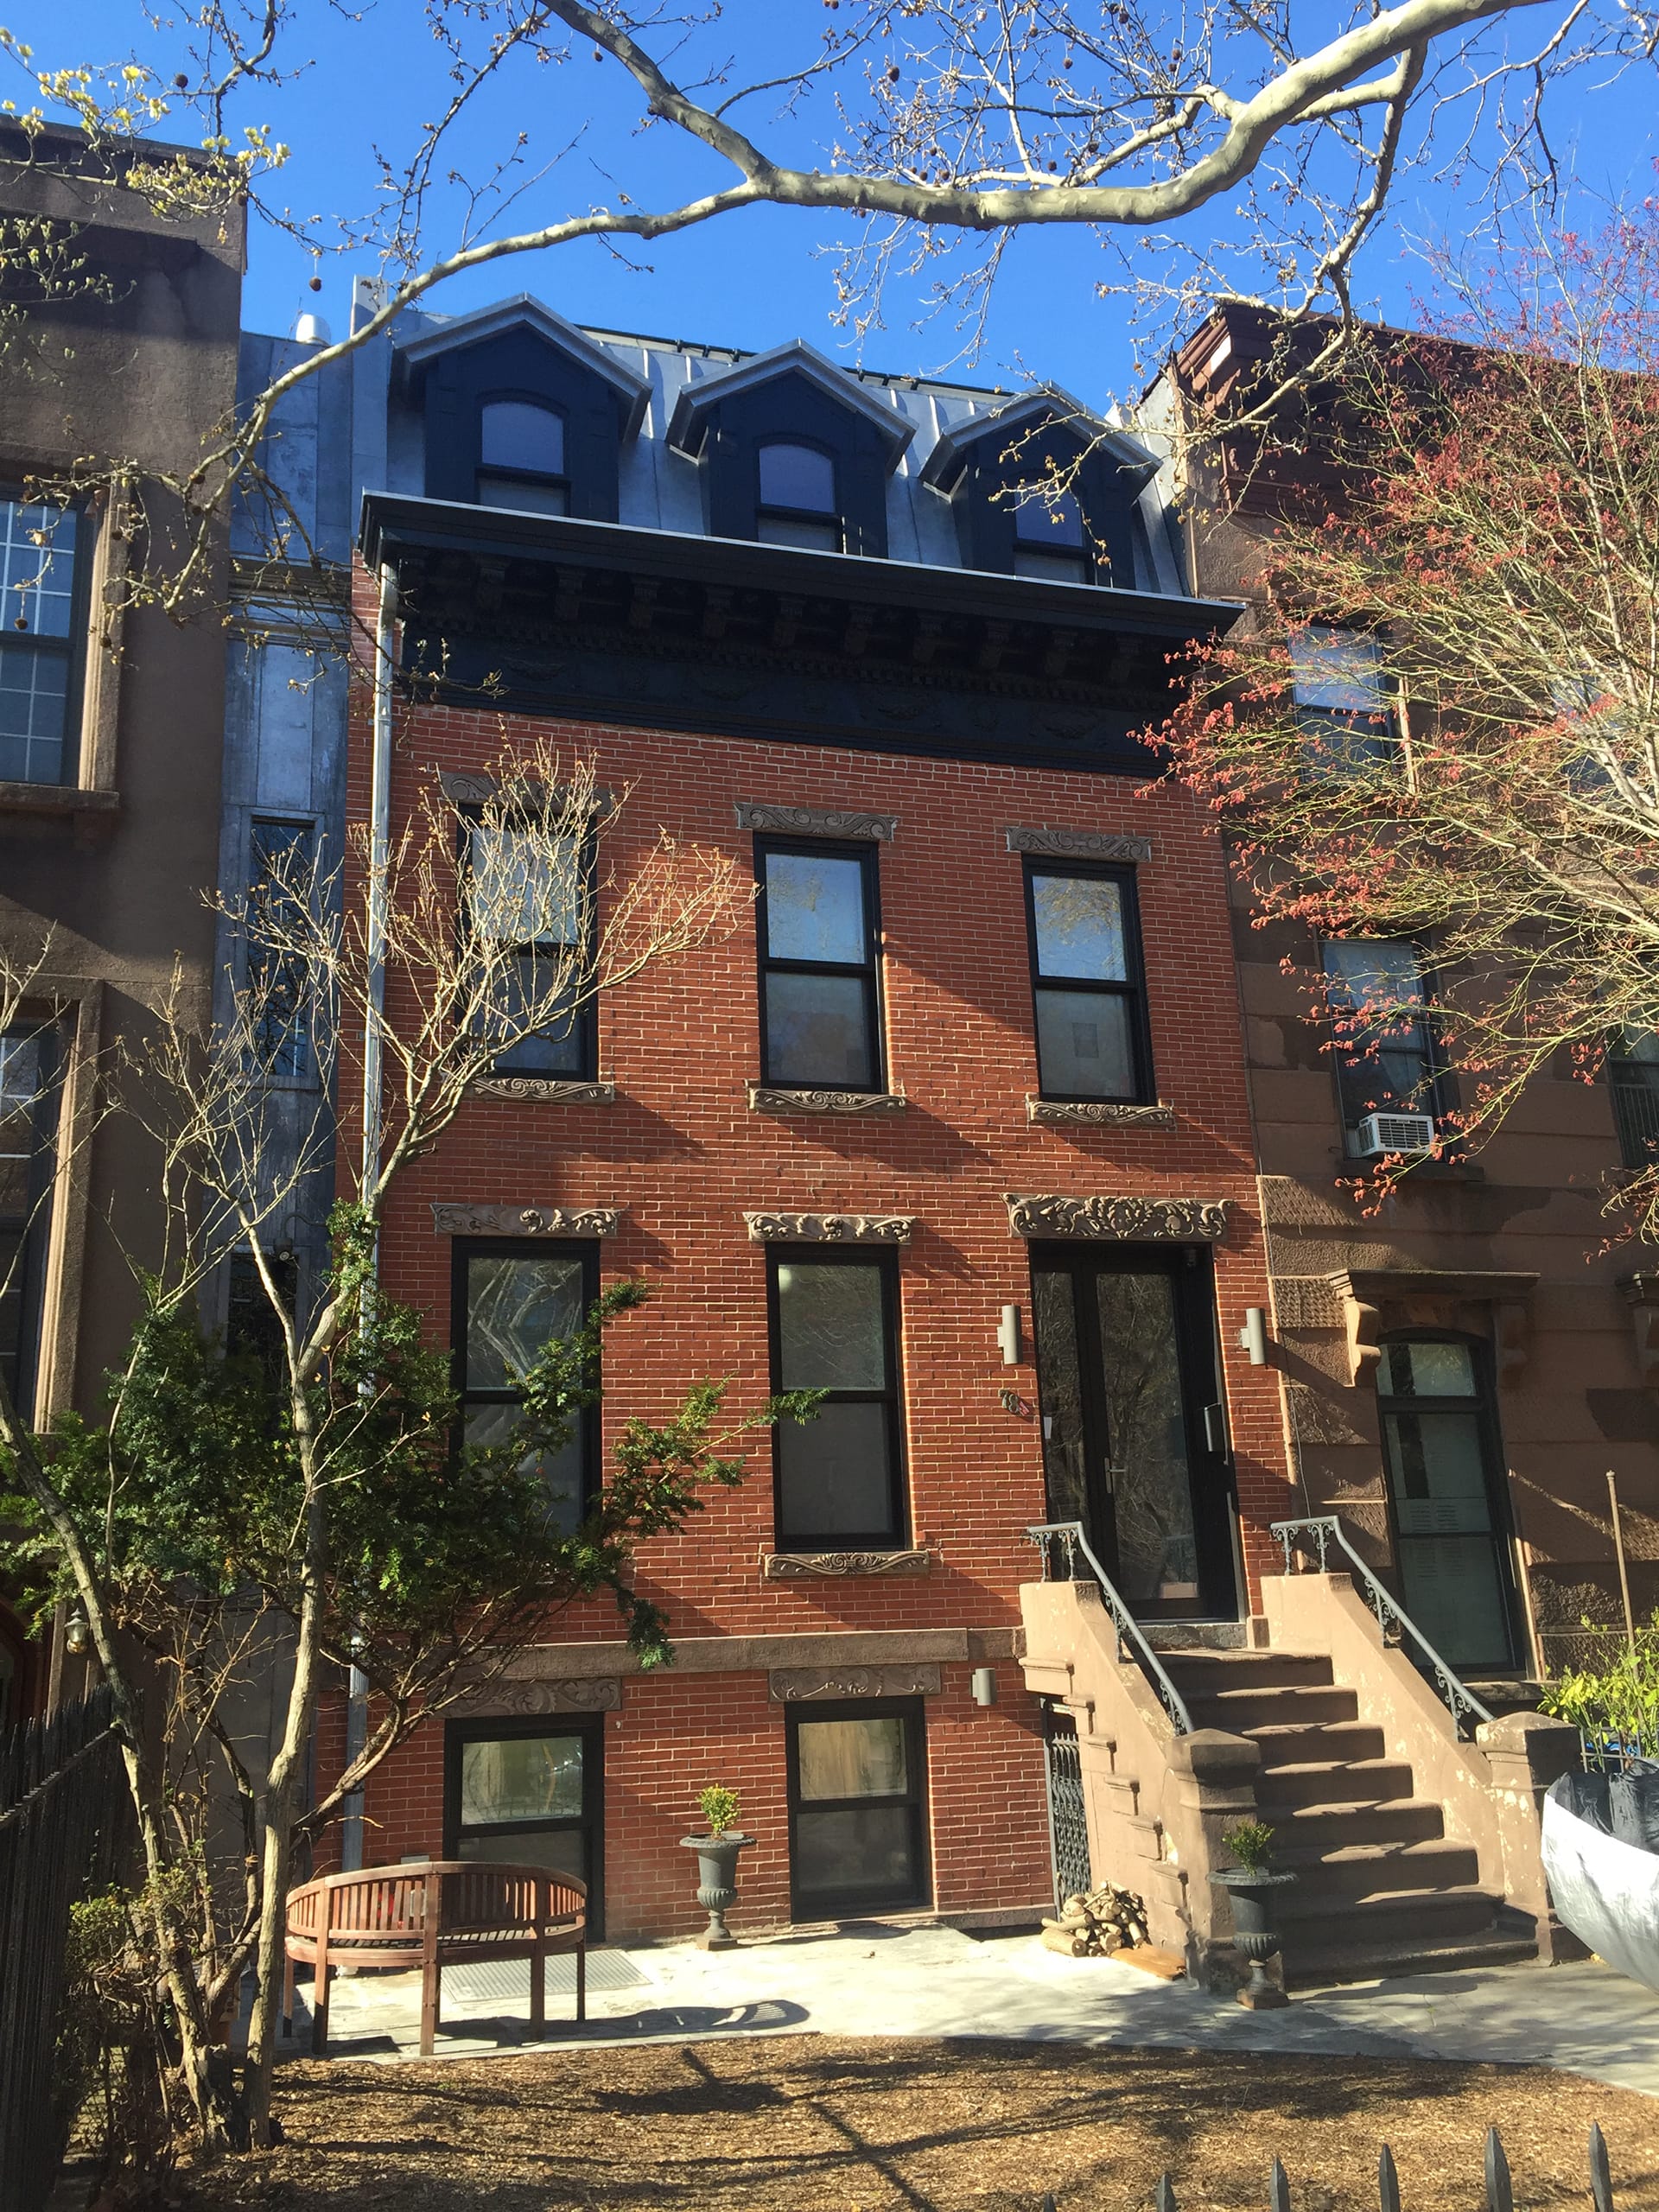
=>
[432,1201,620,1237]
[735,801,897,842]
[1027,1096,1176,1129]
[1004,823,1153,864]
[761,1548,933,1581]
[744,1210,915,1244]
[1003,1192,1228,1241]
[748,1083,906,1117]
[769,1663,941,1702]
[474,1076,617,1106]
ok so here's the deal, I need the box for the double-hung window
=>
[464,810,594,1080]
[0,1027,60,1421]
[1609,1025,1659,1168]
[1292,625,1397,776]
[1321,939,1441,1146]
[0,493,79,785]
[246,818,316,1081]
[1025,861,1151,1103]
[1013,486,1092,584]
[755,837,883,1092]
[770,1248,905,1550]
[477,399,569,516]
[454,1240,596,1535]
[756,442,841,552]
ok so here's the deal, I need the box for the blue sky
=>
[24,3,1659,407]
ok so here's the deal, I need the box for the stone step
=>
[1245,1719,1388,1770]
[1160,1650,1335,1693]
[1256,1757,1416,1808]
[1279,1884,1499,1950]
[1185,1683,1359,1732]
[1284,1925,1539,1989]
[1255,1796,1445,1849]
[1274,1838,1483,1900]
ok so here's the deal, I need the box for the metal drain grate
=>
[442,1953,650,2003]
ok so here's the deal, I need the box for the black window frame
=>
[451,1236,601,1526]
[753,834,885,1095]
[475,392,572,515]
[1374,1328,1518,1674]
[1023,857,1154,1105]
[754,435,843,552]
[1608,1030,1659,1169]
[1011,484,1095,586]
[459,803,598,1083]
[1291,622,1401,778]
[0,1020,61,1422]
[785,1696,931,1921]
[767,1243,907,1553]
[0,486,89,789]
[443,1710,606,1939]
[1320,937,1446,1143]
[245,815,319,1085]
[225,1245,300,1395]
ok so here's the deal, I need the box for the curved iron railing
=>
[1025,1522,1193,1736]
[1270,1514,1494,1739]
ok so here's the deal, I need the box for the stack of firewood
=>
[1041,1881,1150,1957]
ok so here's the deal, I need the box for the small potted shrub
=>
[681,1784,754,1949]
[1209,1819,1297,2010]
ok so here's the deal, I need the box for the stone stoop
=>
[1160,1649,1538,1986]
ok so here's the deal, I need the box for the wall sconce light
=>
[63,1608,92,1658]
[1238,1307,1269,1367]
[971,1667,998,1707]
[998,1303,1023,1366]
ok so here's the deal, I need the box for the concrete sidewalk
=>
[278,1922,1659,2097]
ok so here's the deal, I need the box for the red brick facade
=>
[340,601,1292,1941]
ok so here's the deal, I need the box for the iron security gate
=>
[1041,1704,1091,1907]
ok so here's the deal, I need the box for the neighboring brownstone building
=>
[0,126,244,1717]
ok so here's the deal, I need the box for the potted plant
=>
[681,1784,754,1950]
[1209,1819,1297,2010]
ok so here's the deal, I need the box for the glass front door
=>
[786,1701,930,1919]
[1377,1337,1516,1672]
[1031,1246,1237,1619]
[444,1715,604,1935]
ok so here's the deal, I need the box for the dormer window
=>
[477,399,569,517]
[1013,486,1090,585]
[756,442,841,552]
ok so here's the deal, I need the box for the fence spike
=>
[1269,2156,1292,2212]
[1484,2126,1514,2212]
[1377,2143,1401,2212]
[1589,2122,1614,2212]
[1155,2177,1179,2212]
[1040,2198,1058,2212]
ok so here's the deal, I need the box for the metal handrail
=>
[1025,1522,1192,1735]
[1270,1514,1494,1739]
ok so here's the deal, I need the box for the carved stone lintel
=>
[448,1676,622,1717]
[735,801,897,842]
[439,769,613,812]
[769,1663,942,1702]
[1027,1096,1176,1129]
[1004,823,1154,864]
[431,1202,620,1237]
[744,1211,915,1244]
[761,1548,933,1581]
[1003,1192,1229,1242]
[748,1084,907,1117]
[474,1077,618,1106]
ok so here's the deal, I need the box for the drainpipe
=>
[340,559,397,1875]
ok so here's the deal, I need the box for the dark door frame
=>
[784,1696,931,1922]
[442,1711,606,1939]
[1027,1240,1240,1621]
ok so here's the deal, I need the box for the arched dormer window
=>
[477,398,569,516]
[1012,485,1090,584]
[756,442,841,552]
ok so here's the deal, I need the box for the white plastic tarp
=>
[1541,1789,1659,1993]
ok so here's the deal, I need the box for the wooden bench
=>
[283,1861,587,2057]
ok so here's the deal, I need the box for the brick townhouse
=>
[318,300,1294,1943]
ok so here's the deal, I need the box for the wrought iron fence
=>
[0,1683,130,2212]
[1039,2121,1617,2211]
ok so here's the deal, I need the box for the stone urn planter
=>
[1210,1866,1299,2009]
[680,1831,754,1950]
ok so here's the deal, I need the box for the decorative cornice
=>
[1027,1097,1176,1129]
[734,802,897,842]
[744,1211,915,1244]
[448,1676,622,1716]
[431,1202,620,1237]
[1003,1192,1229,1241]
[1004,824,1154,864]
[748,1083,907,1117]
[761,1548,933,1581]
[474,1077,618,1106]
[769,1662,942,1702]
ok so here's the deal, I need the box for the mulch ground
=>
[189,2035,1659,2211]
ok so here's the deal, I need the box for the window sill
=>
[0,780,119,822]
[474,1075,616,1106]
[749,1083,907,1116]
[1027,1096,1175,1129]
[761,1548,933,1580]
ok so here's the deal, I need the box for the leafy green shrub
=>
[1221,1820,1276,1874]
[1539,1611,1659,1764]
[698,1784,740,1837]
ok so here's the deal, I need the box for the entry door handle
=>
[1203,1403,1228,1455]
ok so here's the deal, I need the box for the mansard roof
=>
[919,385,1160,497]
[395,294,652,441]
[664,339,917,469]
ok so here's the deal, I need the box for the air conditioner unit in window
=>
[1354,1111,1436,1157]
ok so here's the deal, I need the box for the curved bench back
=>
[285,1861,587,1947]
